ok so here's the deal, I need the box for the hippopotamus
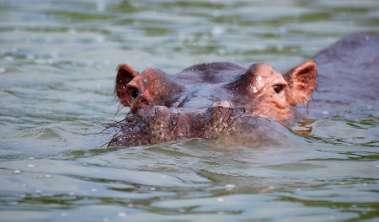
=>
[108,32,379,147]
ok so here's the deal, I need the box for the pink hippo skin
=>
[108,32,379,147]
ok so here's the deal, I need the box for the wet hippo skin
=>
[108,32,379,147]
[310,32,379,118]
[109,106,294,147]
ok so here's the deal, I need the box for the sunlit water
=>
[0,1,379,221]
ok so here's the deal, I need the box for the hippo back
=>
[307,32,379,118]
[171,62,246,109]
[175,62,245,84]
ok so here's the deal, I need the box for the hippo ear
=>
[115,64,139,106]
[284,60,317,105]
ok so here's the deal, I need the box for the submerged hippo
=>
[108,32,379,147]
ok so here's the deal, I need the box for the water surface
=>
[0,0,379,221]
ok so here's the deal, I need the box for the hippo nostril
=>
[127,86,139,99]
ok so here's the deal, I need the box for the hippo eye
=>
[273,83,286,94]
[127,86,139,99]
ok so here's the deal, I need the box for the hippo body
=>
[310,32,379,118]
[109,32,379,147]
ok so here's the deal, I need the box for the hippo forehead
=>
[251,63,283,78]
[248,63,285,92]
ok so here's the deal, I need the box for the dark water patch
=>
[158,0,229,10]
[364,17,379,26]
[19,194,82,208]
[328,6,371,14]
[142,26,174,37]
[345,116,379,129]
[241,45,301,56]
[278,195,379,221]
[109,1,143,13]
[48,11,115,22]
[258,12,333,27]
[62,148,111,160]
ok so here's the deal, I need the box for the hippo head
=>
[115,64,183,113]
[229,60,317,122]
[115,60,317,123]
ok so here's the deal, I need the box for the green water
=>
[0,0,379,221]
